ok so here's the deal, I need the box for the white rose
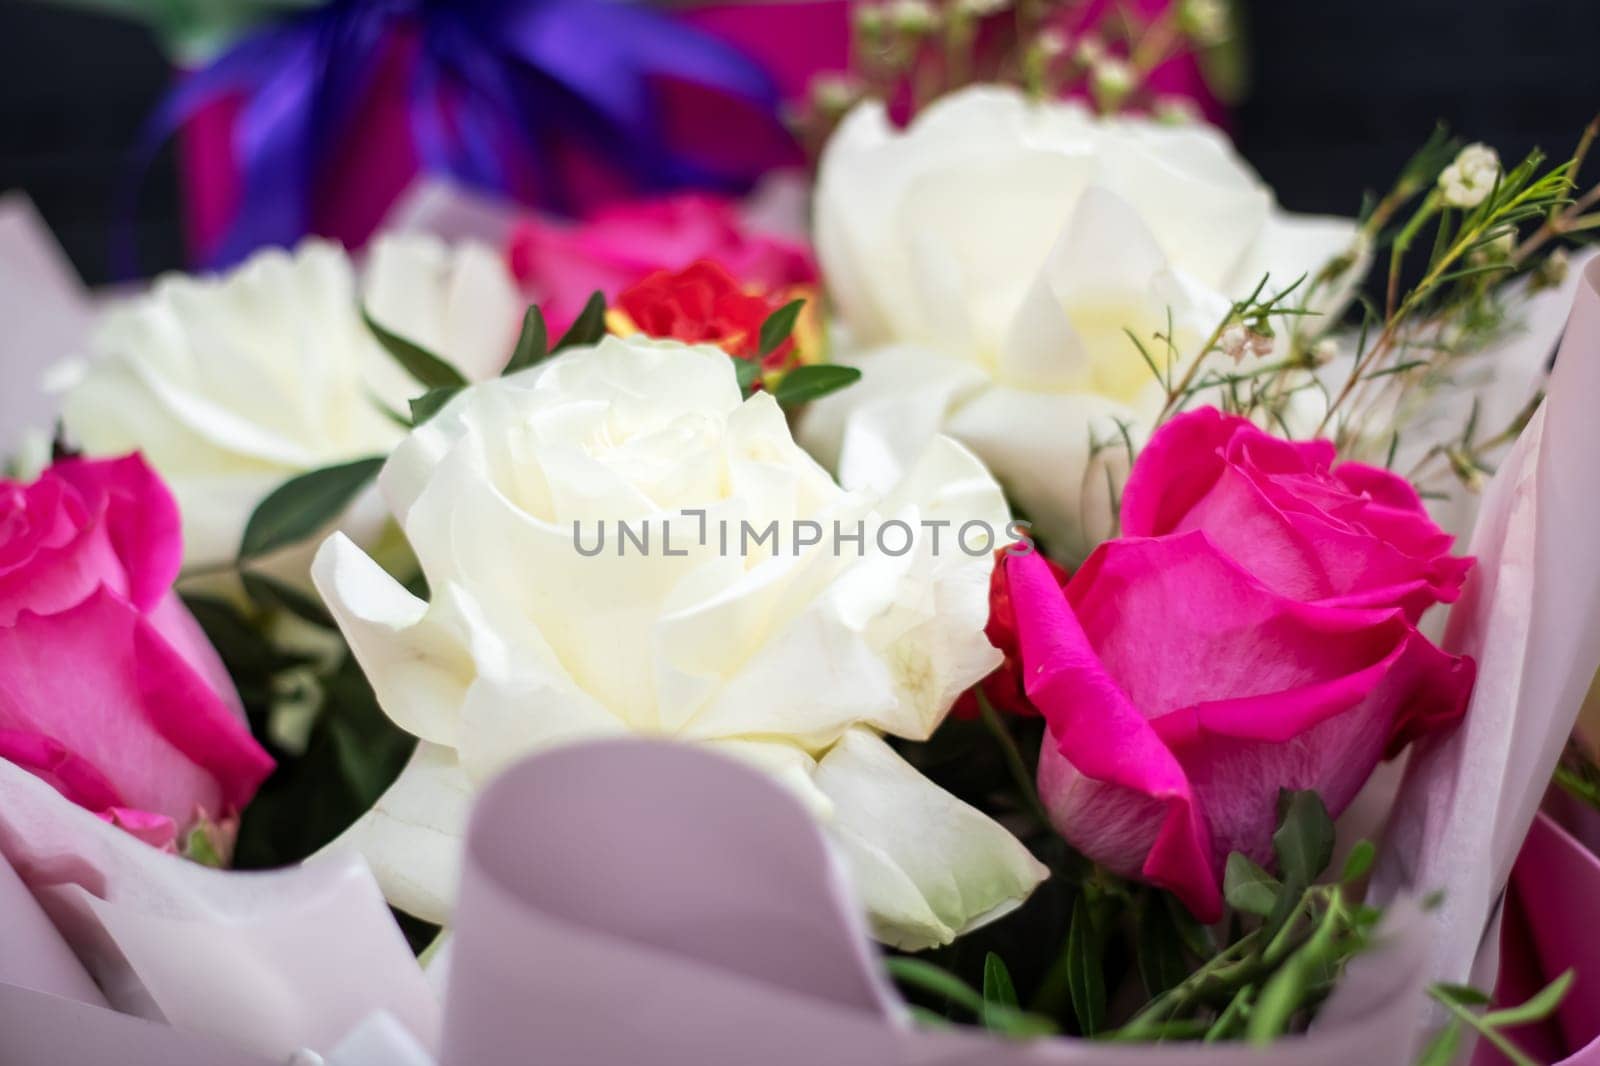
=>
[801,86,1361,557]
[56,235,521,574]
[312,334,1047,950]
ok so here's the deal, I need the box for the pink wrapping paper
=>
[1471,812,1600,1066]
[437,739,1436,1066]
[0,194,94,456]
[0,758,437,1061]
[1370,256,1600,1051]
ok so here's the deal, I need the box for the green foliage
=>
[885,957,1057,1038]
[362,309,468,390]
[554,292,607,352]
[758,298,806,357]
[1224,854,1280,917]
[408,386,463,426]
[230,645,417,870]
[1554,739,1600,811]
[771,364,862,407]
[982,951,1020,1027]
[240,570,333,628]
[1426,971,1574,1066]
[504,304,550,374]
[892,783,1398,1048]
[237,456,384,560]
[1065,892,1107,1034]
[731,355,763,394]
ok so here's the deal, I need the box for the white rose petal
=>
[328,741,477,925]
[58,238,522,578]
[814,729,1049,951]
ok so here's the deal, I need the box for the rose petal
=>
[811,728,1048,950]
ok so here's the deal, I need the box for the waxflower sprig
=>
[1125,118,1595,486]
[1294,122,1598,476]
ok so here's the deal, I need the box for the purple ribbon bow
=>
[125,0,787,272]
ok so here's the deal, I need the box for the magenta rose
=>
[0,455,273,850]
[1120,408,1472,621]
[1010,409,1475,921]
[505,193,816,333]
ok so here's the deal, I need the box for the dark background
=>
[2,0,1598,285]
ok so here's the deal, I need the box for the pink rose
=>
[0,455,273,851]
[1010,409,1475,920]
[1121,408,1472,621]
[505,193,816,333]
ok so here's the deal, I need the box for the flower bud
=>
[1438,143,1501,209]
[1533,247,1571,290]
[1153,95,1199,125]
[810,73,861,119]
[888,0,939,35]
[1089,56,1136,112]
[1178,0,1229,46]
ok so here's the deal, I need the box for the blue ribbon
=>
[123,0,787,273]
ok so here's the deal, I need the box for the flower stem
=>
[976,688,1050,827]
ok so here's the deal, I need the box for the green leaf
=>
[758,297,806,357]
[504,304,549,374]
[1414,1021,1463,1066]
[1134,891,1192,998]
[885,957,988,1016]
[731,354,762,393]
[1340,840,1377,883]
[885,957,1055,1039]
[1225,853,1282,917]
[906,1006,953,1030]
[982,952,1019,1017]
[240,571,333,628]
[1066,893,1106,1035]
[180,823,225,868]
[554,291,606,352]
[180,593,296,679]
[1273,790,1336,887]
[362,308,467,390]
[1481,969,1574,1028]
[772,364,862,408]
[408,386,463,426]
[1436,984,1492,1007]
[238,456,385,560]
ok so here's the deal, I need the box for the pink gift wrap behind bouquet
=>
[1471,812,1600,1066]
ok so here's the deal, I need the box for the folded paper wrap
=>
[1373,256,1600,1010]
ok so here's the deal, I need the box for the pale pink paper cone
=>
[0,759,438,1060]
[1372,258,1600,1003]
[0,849,104,1009]
[0,194,93,456]
[0,984,278,1066]
[441,739,1435,1066]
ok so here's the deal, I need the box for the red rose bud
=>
[613,259,811,370]
[952,545,1070,720]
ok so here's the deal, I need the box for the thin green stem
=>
[976,689,1050,827]
[1429,989,1539,1066]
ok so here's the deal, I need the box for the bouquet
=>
[2,3,1600,1064]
